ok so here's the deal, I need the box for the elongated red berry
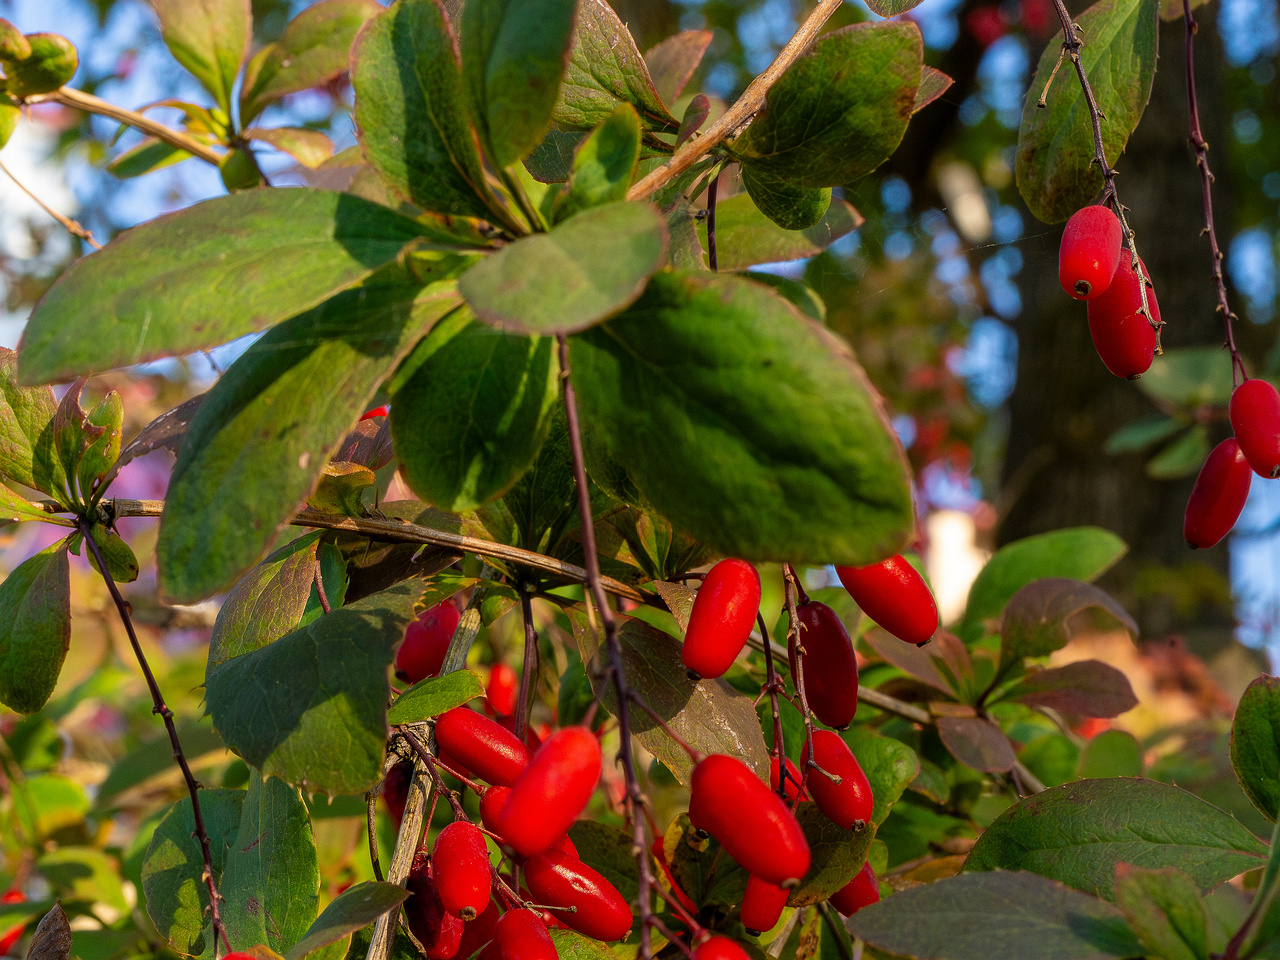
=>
[800,730,874,829]
[829,861,879,916]
[382,759,413,828]
[741,875,788,935]
[836,556,938,647]
[1185,438,1253,548]
[692,936,752,960]
[1230,378,1280,478]
[525,848,633,941]
[1086,255,1159,380]
[433,822,493,920]
[0,890,25,956]
[396,602,463,683]
[788,601,859,729]
[480,786,512,838]
[361,404,390,421]
[770,756,807,802]
[651,836,697,915]
[487,663,519,717]
[688,755,810,886]
[405,853,465,959]
[682,559,762,680]
[435,707,533,787]
[494,909,558,960]
[1059,205,1122,300]
[496,726,602,857]
[456,901,499,960]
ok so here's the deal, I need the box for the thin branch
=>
[366,751,433,960]
[78,520,228,957]
[706,171,720,272]
[0,159,100,249]
[757,612,792,800]
[627,0,845,202]
[313,557,332,614]
[516,590,538,741]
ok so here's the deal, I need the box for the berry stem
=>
[706,171,720,273]
[313,557,332,614]
[782,563,822,796]
[757,612,791,801]
[516,591,538,742]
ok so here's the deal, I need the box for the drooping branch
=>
[0,159,99,249]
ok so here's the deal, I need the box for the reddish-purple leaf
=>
[1007,660,1138,718]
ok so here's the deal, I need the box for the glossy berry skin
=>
[1230,379,1280,478]
[836,556,939,647]
[496,726,602,857]
[741,875,788,935]
[222,955,260,960]
[382,759,414,828]
[435,707,533,787]
[800,730,874,829]
[829,861,880,917]
[0,891,26,957]
[360,404,390,421]
[396,602,463,684]
[433,822,493,920]
[456,901,499,960]
[688,755,811,886]
[494,909,558,960]
[405,853,465,959]
[1086,255,1160,380]
[524,848,634,941]
[1185,439,1253,548]
[480,786,512,838]
[788,601,859,729]
[770,756,807,802]
[692,936,752,960]
[682,559,762,680]
[487,663,519,717]
[1059,205,1122,300]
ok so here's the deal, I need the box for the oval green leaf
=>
[1230,675,1280,822]
[0,543,71,715]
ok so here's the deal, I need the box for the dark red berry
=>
[800,730,874,829]
[487,663,519,717]
[836,556,938,647]
[770,756,807,802]
[1059,205,1122,300]
[435,707,533,787]
[524,848,633,941]
[494,909,557,960]
[1185,438,1253,548]
[692,936,752,960]
[405,853,465,959]
[682,559,762,680]
[741,875,788,935]
[688,755,810,886]
[456,900,499,960]
[396,602,463,683]
[1086,255,1159,380]
[381,759,413,828]
[496,726,602,857]
[788,601,859,729]
[433,822,493,920]
[829,861,879,916]
[1230,378,1280,478]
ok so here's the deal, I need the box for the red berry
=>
[741,875,788,935]
[494,909,558,960]
[524,848,634,941]
[396,602,463,683]
[480,786,512,838]
[1184,438,1253,548]
[550,832,579,860]
[405,853,465,959]
[496,727,602,857]
[799,731,874,829]
[788,601,859,729]
[770,756,807,802]
[361,404,390,421]
[692,936,752,960]
[433,822,493,920]
[435,707,533,787]
[1059,205,1122,300]
[829,861,879,916]
[382,759,414,828]
[1230,378,1280,478]
[456,901,500,960]
[1086,255,1159,380]
[682,559,762,680]
[223,955,259,960]
[0,891,25,956]
[688,755,810,886]
[487,663,519,717]
[835,556,938,647]
[651,836,697,916]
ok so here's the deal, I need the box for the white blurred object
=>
[925,509,989,624]
[936,161,992,245]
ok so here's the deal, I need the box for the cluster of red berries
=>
[1059,205,1161,380]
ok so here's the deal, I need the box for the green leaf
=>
[736,21,922,188]
[1015,0,1158,223]
[842,727,920,825]
[697,193,862,271]
[350,0,501,224]
[0,481,69,526]
[148,0,249,112]
[157,275,465,602]
[548,929,620,960]
[19,189,439,385]
[0,543,71,715]
[84,524,140,584]
[963,778,1268,900]
[220,770,319,955]
[106,138,191,178]
[461,0,577,167]
[1077,730,1143,778]
[245,127,334,169]
[499,409,580,557]
[1146,425,1210,480]
[1115,867,1209,960]
[865,0,930,16]
[390,311,560,511]
[285,882,409,960]
[96,720,225,808]
[914,65,955,112]
[387,670,485,724]
[961,528,1127,634]
[848,870,1144,960]
[568,821,640,901]
[997,578,1138,677]
[604,508,711,584]
[459,201,668,335]
[13,773,88,840]
[205,582,422,795]
[0,20,31,60]
[740,166,831,231]
[1104,415,1184,455]
[3,34,78,97]
[644,30,712,109]
[78,390,124,502]
[569,271,914,567]
[0,98,18,150]
[1231,675,1280,822]
[37,846,128,914]
[142,789,245,956]
[0,347,56,490]
[1004,660,1138,718]
[555,104,642,223]
[241,0,383,122]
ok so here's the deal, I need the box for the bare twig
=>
[313,557,332,614]
[516,590,538,741]
[367,751,433,960]
[706,171,720,272]
[0,160,100,249]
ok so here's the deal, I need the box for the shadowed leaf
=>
[0,543,71,715]
[1006,660,1138,718]
[999,578,1138,676]
[1231,675,1280,821]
